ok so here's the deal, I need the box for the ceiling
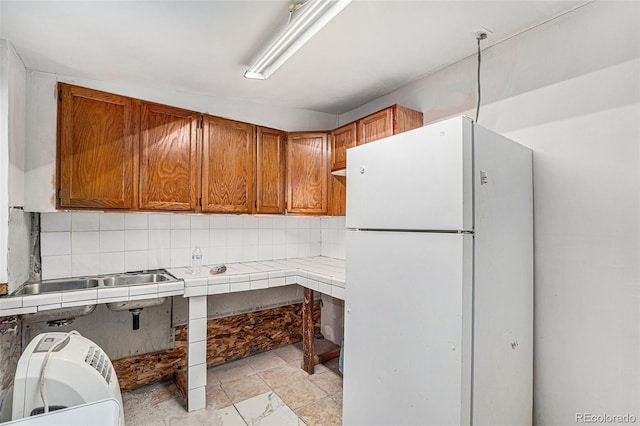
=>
[0,0,586,115]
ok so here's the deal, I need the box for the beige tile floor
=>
[122,343,343,426]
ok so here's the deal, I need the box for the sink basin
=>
[20,304,96,324]
[14,278,100,295]
[102,272,173,286]
[105,297,167,311]
[11,269,180,321]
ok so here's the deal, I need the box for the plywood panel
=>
[113,301,321,392]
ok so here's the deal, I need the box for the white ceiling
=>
[1,0,586,115]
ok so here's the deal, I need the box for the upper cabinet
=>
[256,127,286,214]
[139,102,200,211]
[57,83,139,209]
[357,105,423,146]
[327,104,423,215]
[201,115,255,214]
[357,108,393,146]
[56,83,421,217]
[330,122,357,171]
[287,132,329,215]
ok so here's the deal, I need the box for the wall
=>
[338,2,640,424]
[24,70,339,212]
[0,39,27,285]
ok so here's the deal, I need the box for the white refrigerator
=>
[342,116,533,426]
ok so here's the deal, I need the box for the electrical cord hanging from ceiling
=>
[475,33,487,123]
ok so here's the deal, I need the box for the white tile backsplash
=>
[71,212,99,231]
[41,231,71,256]
[41,213,328,277]
[72,231,99,254]
[125,230,148,251]
[99,213,125,230]
[99,230,124,252]
[148,214,171,229]
[41,212,71,232]
[124,213,148,230]
[321,216,346,260]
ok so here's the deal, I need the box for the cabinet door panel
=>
[58,84,138,209]
[357,108,393,145]
[256,127,286,214]
[140,103,199,211]
[287,133,328,215]
[202,116,255,213]
[331,122,357,170]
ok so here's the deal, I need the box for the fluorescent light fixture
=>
[244,0,352,80]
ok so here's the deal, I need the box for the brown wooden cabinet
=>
[327,104,423,215]
[330,122,357,171]
[357,104,423,145]
[201,116,255,213]
[256,127,286,214]
[57,83,139,209]
[139,102,200,211]
[287,132,328,215]
[357,108,393,145]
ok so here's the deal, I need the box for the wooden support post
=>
[302,287,315,374]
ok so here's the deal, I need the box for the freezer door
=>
[343,230,473,426]
[346,116,473,231]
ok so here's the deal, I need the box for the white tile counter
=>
[168,256,346,301]
[0,256,345,318]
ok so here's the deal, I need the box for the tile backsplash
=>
[321,216,346,260]
[40,212,324,280]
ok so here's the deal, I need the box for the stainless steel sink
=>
[14,278,100,295]
[11,269,180,323]
[102,272,173,286]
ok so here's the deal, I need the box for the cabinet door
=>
[287,132,328,215]
[256,127,286,214]
[58,83,138,209]
[139,103,200,211]
[357,107,393,145]
[202,116,255,213]
[331,122,357,170]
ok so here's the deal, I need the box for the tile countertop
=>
[168,256,346,300]
[0,257,345,318]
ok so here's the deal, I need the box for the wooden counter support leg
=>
[302,287,315,374]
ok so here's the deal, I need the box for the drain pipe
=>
[130,308,142,330]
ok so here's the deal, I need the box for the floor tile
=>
[245,351,287,372]
[221,373,271,403]
[274,344,303,364]
[207,383,233,409]
[215,405,249,426]
[308,371,343,395]
[235,391,299,426]
[272,379,327,410]
[257,364,308,388]
[211,359,255,383]
[294,396,342,426]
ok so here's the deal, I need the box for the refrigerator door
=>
[343,230,473,426]
[346,116,473,231]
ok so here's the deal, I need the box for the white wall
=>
[0,39,27,285]
[338,2,640,424]
[24,70,339,212]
